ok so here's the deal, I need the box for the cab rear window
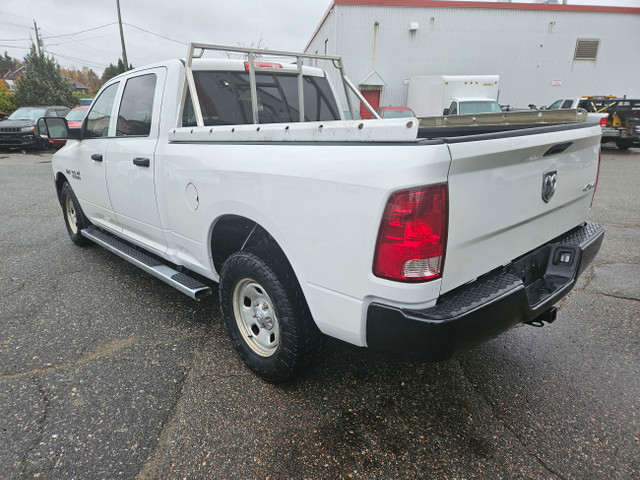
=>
[183,71,340,126]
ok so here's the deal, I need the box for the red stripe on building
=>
[333,0,640,14]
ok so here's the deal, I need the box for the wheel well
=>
[210,215,283,273]
[54,172,69,205]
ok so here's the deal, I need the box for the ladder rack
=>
[182,42,380,127]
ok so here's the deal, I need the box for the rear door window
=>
[116,73,157,136]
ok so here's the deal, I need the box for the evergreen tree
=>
[14,45,79,108]
[101,59,133,83]
[0,51,18,76]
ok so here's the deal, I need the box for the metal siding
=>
[307,5,640,109]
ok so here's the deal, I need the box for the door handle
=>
[91,154,103,162]
[133,157,150,167]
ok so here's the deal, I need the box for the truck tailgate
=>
[441,124,601,294]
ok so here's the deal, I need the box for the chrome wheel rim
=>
[65,196,78,234]
[232,278,280,357]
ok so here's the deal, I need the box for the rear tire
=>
[60,182,90,246]
[616,139,632,150]
[219,248,323,382]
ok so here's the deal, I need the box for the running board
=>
[81,227,212,300]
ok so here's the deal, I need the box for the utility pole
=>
[33,19,42,54]
[116,0,129,71]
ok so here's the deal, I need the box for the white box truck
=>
[407,75,500,117]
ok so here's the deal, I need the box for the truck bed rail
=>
[418,108,588,128]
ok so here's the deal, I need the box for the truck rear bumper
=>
[366,222,604,362]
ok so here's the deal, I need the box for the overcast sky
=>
[1,0,638,74]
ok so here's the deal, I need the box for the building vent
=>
[574,39,599,60]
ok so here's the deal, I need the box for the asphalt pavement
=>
[0,146,638,479]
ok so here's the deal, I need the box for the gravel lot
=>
[0,145,638,479]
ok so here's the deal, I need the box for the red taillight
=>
[591,146,601,207]
[599,116,608,127]
[373,184,448,282]
[244,61,282,70]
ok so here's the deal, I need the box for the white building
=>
[304,0,640,116]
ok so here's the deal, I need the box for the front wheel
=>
[219,248,323,382]
[60,182,90,246]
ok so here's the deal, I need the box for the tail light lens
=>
[599,116,608,127]
[373,184,448,282]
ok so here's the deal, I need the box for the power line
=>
[40,22,119,40]
[39,26,115,59]
[45,49,109,69]
[123,23,187,46]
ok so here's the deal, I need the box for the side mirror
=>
[442,108,450,115]
[37,117,82,141]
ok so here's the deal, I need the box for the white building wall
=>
[306,4,640,111]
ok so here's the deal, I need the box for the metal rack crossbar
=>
[182,42,380,127]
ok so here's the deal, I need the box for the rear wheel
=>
[60,182,90,246]
[616,139,632,150]
[219,248,323,382]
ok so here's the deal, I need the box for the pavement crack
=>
[576,264,595,291]
[457,358,568,480]
[593,292,639,302]
[0,327,197,381]
[135,327,211,480]
[0,336,139,380]
[20,375,50,478]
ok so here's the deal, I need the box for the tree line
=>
[0,46,132,114]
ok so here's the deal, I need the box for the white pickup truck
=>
[40,44,604,382]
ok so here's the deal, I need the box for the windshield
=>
[66,108,88,121]
[459,101,502,115]
[8,108,47,121]
[382,109,414,119]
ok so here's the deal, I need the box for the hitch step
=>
[81,227,212,300]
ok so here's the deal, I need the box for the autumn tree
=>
[14,45,79,108]
[62,66,103,94]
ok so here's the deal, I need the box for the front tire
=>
[60,182,90,246]
[219,248,323,382]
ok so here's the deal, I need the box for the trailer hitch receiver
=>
[525,307,557,327]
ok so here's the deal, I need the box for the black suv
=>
[0,106,70,149]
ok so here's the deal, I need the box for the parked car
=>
[0,112,8,121]
[0,106,70,149]
[343,109,361,120]
[50,106,89,150]
[376,106,415,118]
